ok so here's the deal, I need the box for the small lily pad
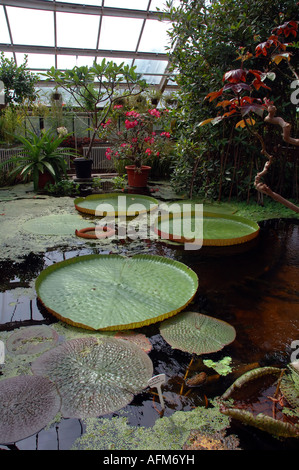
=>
[6,325,59,356]
[31,336,153,419]
[22,214,90,236]
[0,375,61,445]
[160,311,236,355]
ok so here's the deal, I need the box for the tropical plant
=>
[101,105,173,169]
[0,53,38,105]
[200,19,299,213]
[45,59,148,159]
[0,129,75,191]
[163,0,299,200]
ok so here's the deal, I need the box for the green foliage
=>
[0,130,75,191]
[164,0,299,200]
[111,174,127,190]
[203,357,233,376]
[45,59,148,159]
[45,179,80,196]
[0,53,38,105]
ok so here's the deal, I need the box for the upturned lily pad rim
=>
[74,193,159,216]
[154,211,260,246]
[35,254,199,331]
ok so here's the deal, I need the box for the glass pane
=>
[134,59,168,75]
[150,0,181,10]
[99,17,143,51]
[56,12,100,49]
[103,0,149,10]
[96,57,133,67]
[7,7,54,46]
[0,7,10,43]
[138,19,170,53]
[57,55,96,69]
[16,53,55,70]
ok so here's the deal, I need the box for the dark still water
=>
[0,218,298,450]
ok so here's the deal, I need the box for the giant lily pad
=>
[155,211,259,246]
[31,336,153,419]
[160,311,236,355]
[74,193,159,216]
[0,375,61,445]
[22,214,90,236]
[35,254,198,330]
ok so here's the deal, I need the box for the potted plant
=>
[45,60,148,179]
[201,19,299,213]
[0,128,76,191]
[100,105,173,187]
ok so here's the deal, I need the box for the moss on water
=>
[71,400,232,450]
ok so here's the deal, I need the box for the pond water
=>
[0,217,298,450]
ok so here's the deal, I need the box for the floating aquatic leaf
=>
[221,366,281,400]
[160,311,236,355]
[22,214,89,236]
[0,375,61,445]
[114,331,152,353]
[36,254,198,330]
[74,193,159,216]
[6,325,59,355]
[31,336,153,419]
[220,406,299,439]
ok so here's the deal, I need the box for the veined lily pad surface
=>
[155,212,259,246]
[160,311,236,355]
[74,193,159,216]
[35,254,198,330]
[31,336,153,419]
[0,375,61,445]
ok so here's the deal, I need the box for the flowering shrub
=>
[100,105,172,168]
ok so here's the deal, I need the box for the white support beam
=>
[0,44,169,61]
[0,0,164,19]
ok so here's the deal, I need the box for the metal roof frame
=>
[0,0,176,90]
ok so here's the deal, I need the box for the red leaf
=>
[272,21,298,38]
[223,69,247,83]
[252,78,271,91]
[204,88,223,102]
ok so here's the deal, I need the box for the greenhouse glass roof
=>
[0,0,179,91]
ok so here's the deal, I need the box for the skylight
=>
[0,0,178,91]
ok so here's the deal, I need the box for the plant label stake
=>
[148,374,166,410]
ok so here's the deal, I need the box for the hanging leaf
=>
[271,52,291,64]
[235,118,256,129]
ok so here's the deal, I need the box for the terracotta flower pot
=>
[38,171,55,190]
[125,165,151,188]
